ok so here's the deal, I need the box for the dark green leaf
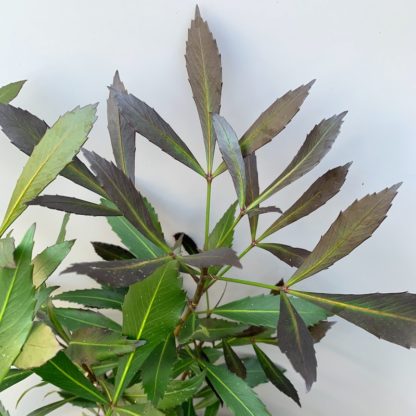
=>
[192,318,249,341]
[243,357,269,388]
[182,399,197,416]
[287,184,400,286]
[212,114,246,208]
[262,164,351,238]
[64,256,170,287]
[0,225,35,381]
[252,112,347,207]
[142,334,176,404]
[108,71,136,181]
[278,292,316,390]
[0,237,15,268]
[204,401,220,416]
[0,80,25,103]
[289,290,416,348]
[258,243,310,268]
[54,307,121,332]
[112,90,204,175]
[29,195,120,216]
[0,369,31,393]
[223,340,246,379]
[26,398,74,416]
[201,362,270,416]
[34,351,106,403]
[115,404,164,415]
[0,104,104,196]
[84,150,166,248]
[92,242,134,261]
[208,202,238,249]
[55,288,124,310]
[244,154,260,239]
[253,344,300,406]
[180,247,241,269]
[186,6,222,172]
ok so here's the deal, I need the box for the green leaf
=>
[92,242,134,261]
[0,80,25,104]
[201,362,270,416]
[142,334,176,404]
[0,225,36,382]
[14,322,60,369]
[0,369,31,392]
[67,327,137,365]
[287,184,400,286]
[289,290,416,348]
[54,307,121,332]
[192,318,249,341]
[186,6,222,172]
[213,294,329,328]
[214,82,314,176]
[182,399,197,416]
[251,112,347,208]
[84,151,167,249]
[257,243,310,268]
[55,288,124,310]
[26,398,74,416]
[204,401,220,416]
[278,292,316,390]
[34,351,106,403]
[115,404,164,416]
[212,114,246,208]
[262,164,351,238]
[242,357,269,387]
[29,195,120,216]
[56,213,70,244]
[208,201,238,249]
[65,256,171,288]
[223,340,246,379]
[0,105,97,235]
[0,237,15,268]
[253,344,300,406]
[0,400,9,416]
[0,104,104,196]
[112,90,205,176]
[115,262,185,403]
[244,153,260,239]
[32,240,75,287]
[108,71,136,181]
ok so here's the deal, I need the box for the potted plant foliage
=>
[0,6,413,416]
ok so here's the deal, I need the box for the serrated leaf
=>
[223,340,246,379]
[287,184,400,286]
[112,90,204,175]
[55,288,124,310]
[65,256,171,287]
[258,243,310,268]
[67,327,136,365]
[115,262,185,403]
[186,6,222,172]
[192,318,249,341]
[212,114,246,208]
[84,150,166,249]
[54,307,121,332]
[142,334,176,404]
[180,247,241,269]
[0,105,97,235]
[108,71,136,181]
[253,344,300,406]
[213,294,329,328]
[0,369,31,392]
[214,82,314,176]
[34,351,106,403]
[208,202,238,249]
[262,164,351,238]
[244,153,260,239]
[309,320,335,343]
[201,362,270,416]
[278,292,316,390]
[0,237,15,268]
[0,104,103,195]
[289,290,416,348]
[0,80,25,104]
[0,225,35,382]
[29,195,120,216]
[252,113,347,208]
[32,240,75,287]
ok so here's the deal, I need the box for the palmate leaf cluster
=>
[0,6,412,416]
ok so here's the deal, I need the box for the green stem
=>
[216,275,282,292]
[204,179,212,250]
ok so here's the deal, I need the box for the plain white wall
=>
[0,0,415,414]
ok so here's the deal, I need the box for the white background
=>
[0,0,416,414]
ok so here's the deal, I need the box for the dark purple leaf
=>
[91,242,134,261]
[180,248,241,269]
[258,243,310,268]
[222,340,247,379]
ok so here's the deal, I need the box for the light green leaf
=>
[54,288,124,310]
[0,105,97,236]
[0,237,15,268]
[192,318,249,341]
[14,322,60,369]
[56,213,70,244]
[32,240,75,287]
[0,80,25,104]
[0,400,9,416]
[0,225,36,382]
[208,201,238,249]
[115,404,164,416]
[201,362,270,416]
